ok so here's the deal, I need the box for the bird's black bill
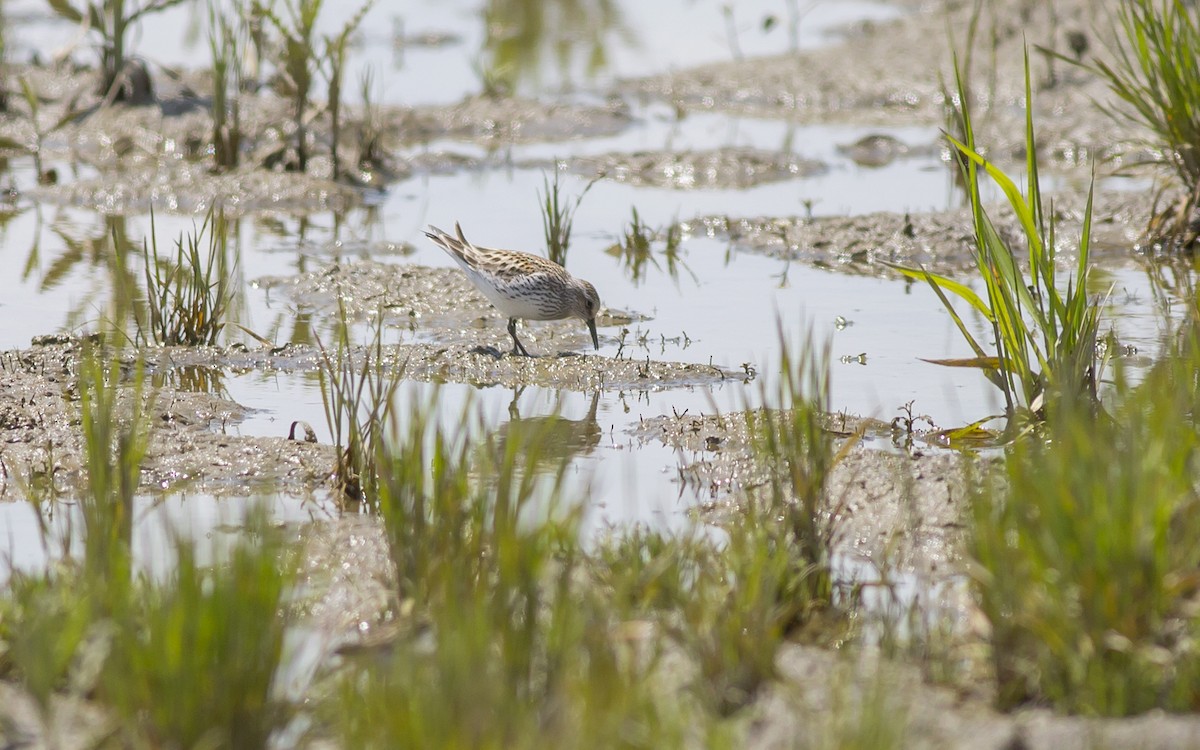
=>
[587,318,599,350]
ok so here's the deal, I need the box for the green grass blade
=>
[885,263,994,322]
[946,134,1044,264]
[919,271,1008,394]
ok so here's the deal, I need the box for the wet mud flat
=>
[0,341,332,497]
[0,332,736,498]
[683,187,1154,277]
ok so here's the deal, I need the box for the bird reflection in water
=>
[492,387,602,472]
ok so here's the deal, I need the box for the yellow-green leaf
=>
[920,356,1004,369]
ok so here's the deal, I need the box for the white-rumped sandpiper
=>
[424,223,601,356]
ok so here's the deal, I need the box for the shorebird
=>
[424,223,601,356]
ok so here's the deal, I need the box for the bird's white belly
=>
[465,268,558,320]
[482,285,551,319]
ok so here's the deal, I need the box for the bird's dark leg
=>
[508,317,531,356]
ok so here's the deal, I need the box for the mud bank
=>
[0,335,737,498]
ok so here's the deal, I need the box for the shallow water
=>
[0,491,334,577]
[6,0,902,106]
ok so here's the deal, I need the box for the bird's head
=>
[575,279,601,349]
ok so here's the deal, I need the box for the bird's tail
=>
[423,222,479,265]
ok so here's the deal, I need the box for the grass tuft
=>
[46,0,189,102]
[321,0,374,181]
[314,304,404,502]
[893,50,1103,425]
[605,209,691,286]
[970,321,1200,714]
[1083,0,1200,247]
[745,328,839,616]
[328,394,689,747]
[355,66,385,173]
[139,208,237,347]
[0,569,97,724]
[77,347,147,592]
[100,510,295,749]
[0,344,143,727]
[673,329,844,715]
[540,167,594,267]
[208,0,244,171]
[262,0,323,172]
[1,75,84,184]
